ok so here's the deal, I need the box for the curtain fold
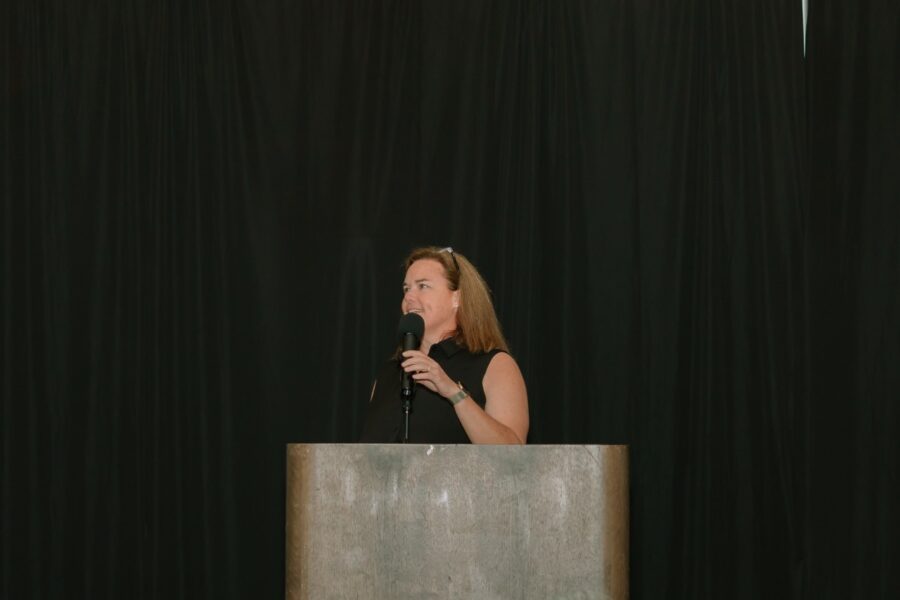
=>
[807,1,900,597]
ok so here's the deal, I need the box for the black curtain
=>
[2,1,897,598]
[807,1,900,597]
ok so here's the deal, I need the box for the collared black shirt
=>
[358,339,502,443]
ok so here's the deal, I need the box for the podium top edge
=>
[286,443,629,449]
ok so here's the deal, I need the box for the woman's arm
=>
[454,353,528,444]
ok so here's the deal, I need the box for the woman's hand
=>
[401,350,458,398]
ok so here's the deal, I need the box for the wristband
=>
[447,382,470,406]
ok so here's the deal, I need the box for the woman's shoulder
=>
[483,351,526,395]
[455,345,504,362]
[485,350,519,371]
[461,347,514,377]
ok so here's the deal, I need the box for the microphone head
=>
[397,312,425,340]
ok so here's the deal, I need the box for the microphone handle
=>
[400,332,418,395]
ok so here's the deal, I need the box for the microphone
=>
[397,312,425,397]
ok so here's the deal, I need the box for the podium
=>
[286,444,628,599]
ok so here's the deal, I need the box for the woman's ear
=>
[452,290,459,309]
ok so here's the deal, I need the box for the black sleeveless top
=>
[358,339,502,443]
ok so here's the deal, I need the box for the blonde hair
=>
[403,247,509,354]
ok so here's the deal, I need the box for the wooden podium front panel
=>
[286,444,628,599]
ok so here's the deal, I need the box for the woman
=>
[359,247,528,444]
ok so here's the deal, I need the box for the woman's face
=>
[401,258,458,342]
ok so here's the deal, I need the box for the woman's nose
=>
[402,290,417,308]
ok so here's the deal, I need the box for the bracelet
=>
[447,381,469,406]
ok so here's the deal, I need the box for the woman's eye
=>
[419,283,429,289]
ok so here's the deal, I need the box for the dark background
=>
[3,1,898,598]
